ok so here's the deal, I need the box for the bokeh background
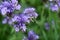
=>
[0,0,60,40]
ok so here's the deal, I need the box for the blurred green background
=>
[0,0,60,40]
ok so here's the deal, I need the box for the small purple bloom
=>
[12,15,21,22]
[13,23,26,32]
[49,4,58,11]
[1,7,7,16]
[11,0,18,4]
[28,30,39,40]
[45,22,50,30]
[20,14,31,23]
[2,1,10,7]
[2,18,7,24]
[23,8,38,18]
[20,24,27,32]
[13,24,20,32]
[45,0,60,11]
[23,8,35,13]
[23,30,39,40]
[15,4,21,10]
[2,17,13,25]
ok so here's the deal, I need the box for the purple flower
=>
[20,14,31,23]
[1,7,7,16]
[23,8,35,13]
[12,15,21,22]
[28,30,39,40]
[1,0,38,33]
[11,12,38,32]
[23,8,38,18]
[49,4,59,11]
[2,1,10,7]
[13,23,27,32]
[45,0,60,11]
[0,0,21,16]
[14,25,20,32]
[12,14,30,23]
[2,17,13,25]
[45,22,50,30]
[2,7,38,32]
[11,14,27,32]
[2,18,7,24]
[2,14,27,32]
[11,0,18,4]
[15,4,21,10]
[20,24,27,32]
[23,30,39,40]
[1,1,38,32]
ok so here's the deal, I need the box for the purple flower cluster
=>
[23,30,39,40]
[0,0,21,16]
[1,0,38,32]
[2,8,38,32]
[45,0,60,11]
[0,0,39,40]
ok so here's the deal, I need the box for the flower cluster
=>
[0,0,39,40]
[23,30,39,40]
[1,0,38,32]
[45,0,60,11]
[2,7,38,32]
[0,0,21,16]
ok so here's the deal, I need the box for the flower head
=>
[0,0,21,16]
[23,8,38,18]
[49,4,58,11]
[28,30,39,40]
[23,30,39,40]
[11,14,27,32]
